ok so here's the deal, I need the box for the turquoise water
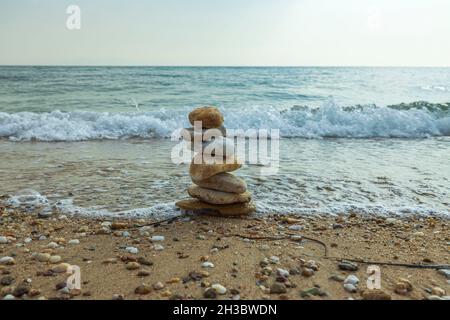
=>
[0,67,450,140]
[2,66,450,113]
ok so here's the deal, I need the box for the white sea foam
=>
[1,101,449,141]
[2,189,449,219]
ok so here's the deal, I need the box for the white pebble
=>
[211,284,227,295]
[24,238,32,243]
[126,246,139,254]
[438,269,450,279]
[277,268,290,278]
[153,244,164,251]
[68,239,80,245]
[288,225,303,231]
[201,262,215,268]
[49,255,62,263]
[269,256,280,264]
[38,235,47,241]
[151,236,165,242]
[122,231,130,237]
[344,283,357,293]
[3,294,15,300]
[0,256,15,265]
[46,242,59,249]
[0,236,8,244]
[344,275,359,286]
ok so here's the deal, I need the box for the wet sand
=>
[1,205,449,300]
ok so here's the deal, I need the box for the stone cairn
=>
[176,106,256,217]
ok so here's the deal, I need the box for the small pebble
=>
[33,253,51,262]
[269,256,280,264]
[52,263,70,273]
[201,262,214,268]
[269,283,287,294]
[437,269,450,279]
[135,284,151,295]
[153,282,165,290]
[46,242,59,249]
[204,288,217,299]
[126,247,139,254]
[329,274,345,282]
[344,283,357,293]
[68,239,80,245]
[126,262,140,270]
[151,236,165,242]
[277,268,289,278]
[153,244,164,251]
[301,268,315,277]
[49,255,62,264]
[431,287,446,297]
[0,257,15,265]
[338,260,359,271]
[211,284,227,295]
[344,275,359,286]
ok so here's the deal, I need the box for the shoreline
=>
[1,206,449,300]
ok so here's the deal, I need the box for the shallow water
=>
[1,67,450,218]
[1,138,449,218]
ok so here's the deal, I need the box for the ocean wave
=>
[0,101,449,141]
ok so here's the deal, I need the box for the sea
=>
[0,66,449,219]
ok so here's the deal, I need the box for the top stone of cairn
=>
[189,106,224,129]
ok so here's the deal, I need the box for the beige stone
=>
[193,172,246,194]
[188,136,235,157]
[181,126,226,142]
[189,154,242,181]
[188,185,251,205]
[176,199,256,217]
[189,106,224,129]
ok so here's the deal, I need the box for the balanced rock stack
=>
[176,106,256,217]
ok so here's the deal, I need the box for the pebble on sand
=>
[338,260,359,271]
[49,255,62,264]
[438,269,450,279]
[68,239,80,245]
[52,263,70,273]
[126,247,139,254]
[344,275,359,286]
[33,252,51,262]
[211,284,227,295]
[344,283,357,293]
[0,257,15,265]
[394,278,413,295]
[269,283,287,294]
[135,284,152,295]
[201,262,215,268]
[360,289,392,300]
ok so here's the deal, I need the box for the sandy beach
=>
[1,205,449,300]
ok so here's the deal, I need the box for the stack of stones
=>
[176,106,256,217]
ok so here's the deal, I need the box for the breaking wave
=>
[0,101,449,141]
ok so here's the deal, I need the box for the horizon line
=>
[1,64,450,68]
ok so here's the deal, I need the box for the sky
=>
[1,0,450,66]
